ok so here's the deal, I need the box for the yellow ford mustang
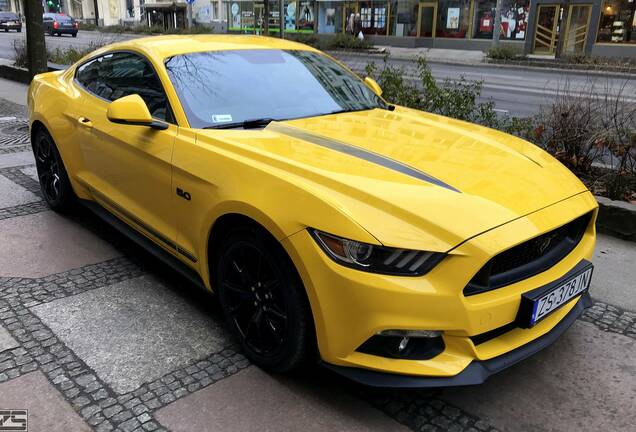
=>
[28,35,597,387]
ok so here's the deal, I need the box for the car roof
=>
[100,35,318,60]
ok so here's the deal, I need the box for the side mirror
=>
[107,94,167,130]
[364,76,383,97]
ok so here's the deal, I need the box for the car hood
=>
[197,107,588,251]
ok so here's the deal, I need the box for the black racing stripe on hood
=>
[268,123,461,193]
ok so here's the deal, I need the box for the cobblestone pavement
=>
[0,96,634,432]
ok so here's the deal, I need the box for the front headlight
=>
[309,229,445,276]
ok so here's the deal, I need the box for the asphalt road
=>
[1,29,635,118]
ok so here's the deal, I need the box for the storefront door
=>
[533,4,561,54]
[417,2,437,37]
[562,4,592,54]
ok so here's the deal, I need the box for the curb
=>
[595,196,636,242]
[0,62,67,84]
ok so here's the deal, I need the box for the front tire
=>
[32,128,75,212]
[214,226,313,372]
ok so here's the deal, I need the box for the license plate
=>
[517,261,593,328]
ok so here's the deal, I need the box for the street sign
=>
[186,0,195,4]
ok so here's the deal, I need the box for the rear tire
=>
[32,128,76,213]
[213,226,313,372]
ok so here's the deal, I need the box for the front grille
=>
[464,212,592,296]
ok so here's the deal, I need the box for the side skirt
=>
[80,199,207,290]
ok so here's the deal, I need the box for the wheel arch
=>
[204,210,319,358]
[203,204,300,293]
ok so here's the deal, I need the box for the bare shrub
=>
[532,78,636,200]
[12,39,28,69]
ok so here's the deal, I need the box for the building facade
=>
[223,0,636,57]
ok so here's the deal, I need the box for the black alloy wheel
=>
[215,227,313,372]
[32,129,75,212]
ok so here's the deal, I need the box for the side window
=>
[76,52,171,122]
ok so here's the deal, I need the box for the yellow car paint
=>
[28,35,597,381]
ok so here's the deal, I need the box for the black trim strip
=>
[80,199,206,290]
[90,189,198,263]
[268,123,460,193]
[322,292,592,388]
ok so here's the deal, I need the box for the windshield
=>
[0,13,18,20]
[165,49,386,129]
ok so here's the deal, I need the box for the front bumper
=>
[0,24,21,30]
[323,292,592,387]
[282,191,598,380]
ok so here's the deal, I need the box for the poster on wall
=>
[286,2,297,30]
[326,8,335,26]
[447,8,460,29]
[297,1,314,30]
[231,2,240,28]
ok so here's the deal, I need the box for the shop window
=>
[499,0,528,40]
[473,0,496,39]
[358,1,389,34]
[392,0,419,37]
[472,0,528,40]
[361,7,373,27]
[436,0,470,38]
[126,0,134,18]
[597,0,636,43]
[318,1,343,33]
[228,1,255,32]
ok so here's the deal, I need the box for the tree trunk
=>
[263,0,269,35]
[23,0,47,79]
[278,0,284,38]
[93,0,100,26]
[492,0,503,47]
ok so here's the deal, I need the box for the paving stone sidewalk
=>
[0,96,634,432]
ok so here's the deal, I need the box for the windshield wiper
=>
[204,118,275,130]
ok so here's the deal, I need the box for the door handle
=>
[77,117,93,128]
